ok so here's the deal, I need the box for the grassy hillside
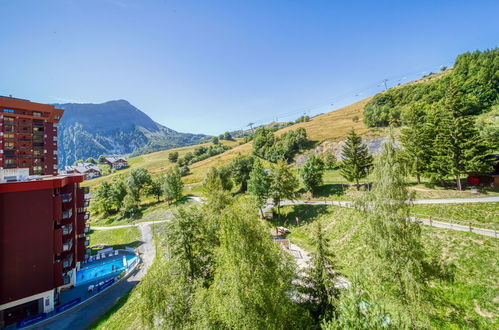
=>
[273,205,499,329]
[84,97,371,190]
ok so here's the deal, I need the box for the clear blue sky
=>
[1,0,498,134]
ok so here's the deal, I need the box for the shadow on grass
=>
[315,184,346,198]
[269,204,329,228]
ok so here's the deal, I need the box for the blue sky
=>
[0,0,498,134]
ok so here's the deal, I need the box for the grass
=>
[410,202,499,227]
[91,222,169,330]
[273,204,499,328]
[88,227,142,255]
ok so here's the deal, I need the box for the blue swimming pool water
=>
[75,254,137,286]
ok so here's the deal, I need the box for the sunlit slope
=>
[185,97,371,184]
[84,97,371,188]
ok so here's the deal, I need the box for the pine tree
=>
[303,220,340,322]
[430,83,492,190]
[269,160,298,217]
[301,154,325,196]
[340,129,373,190]
[247,159,270,217]
[400,104,433,184]
[359,136,432,328]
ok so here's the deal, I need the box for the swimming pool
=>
[75,254,137,286]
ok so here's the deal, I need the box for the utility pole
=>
[247,122,255,133]
[382,79,388,91]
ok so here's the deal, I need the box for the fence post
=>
[429,216,432,227]
[495,226,497,238]
[469,221,472,232]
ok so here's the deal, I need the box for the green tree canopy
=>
[229,154,254,192]
[340,129,373,189]
[269,160,298,216]
[163,167,183,204]
[247,159,270,217]
[168,151,179,163]
[301,154,325,196]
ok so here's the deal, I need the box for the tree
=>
[211,136,219,145]
[229,154,254,192]
[85,157,97,164]
[110,179,128,210]
[126,168,152,202]
[204,166,233,191]
[429,83,492,190]
[340,129,373,190]
[358,136,437,328]
[400,104,433,184]
[93,181,113,215]
[98,155,106,164]
[163,167,183,204]
[121,193,141,219]
[223,131,233,140]
[302,220,340,322]
[247,159,270,217]
[269,160,298,217]
[301,154,325,196]
[200,200,302,329]
[168,151,179,163]
[147,177,164,202]
[323,152,337,170]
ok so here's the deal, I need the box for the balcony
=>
[60,192,72,203]
[62,274,71,285]
[62,254,73,269]
[62,239,73,252]
[62,208,73,220]
[62,223,73,236]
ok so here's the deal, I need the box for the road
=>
[34,221,156,329]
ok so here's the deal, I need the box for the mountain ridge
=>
[56,100,209,166]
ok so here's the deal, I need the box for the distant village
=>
[63,157,128,179]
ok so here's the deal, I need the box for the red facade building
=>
[0,98,90,327]
[0,96,63,176]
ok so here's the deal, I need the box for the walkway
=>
[265,196,498,238]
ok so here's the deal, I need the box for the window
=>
[32,111,42,117]
[5,159,14,165]
[3,109,14,113]
[4,116,14,123]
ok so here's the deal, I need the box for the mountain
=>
[56,100,209,166]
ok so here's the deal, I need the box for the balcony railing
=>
[60,193,72,203]
[62,223,73,236]
[63,239,73,252]
[62,208,73,220]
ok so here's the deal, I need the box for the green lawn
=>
[91,222,169,330]
[88,227,142,255]
[410,202,499,227]
[273,204,499,328]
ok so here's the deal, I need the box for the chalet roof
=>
[105,157,127,163]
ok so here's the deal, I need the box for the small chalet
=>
[64,163,101,179]
[467,154,499,188]
[104,157,128,169]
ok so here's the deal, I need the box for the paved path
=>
[411,196,499,204]
[265,197,498,238]
[34,223,156,329]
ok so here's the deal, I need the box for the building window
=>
[4,116,14,123]
[5,159,14,165]
[3,109,14,113]
[32,111,42,117]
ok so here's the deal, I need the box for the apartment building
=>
[0,96,63,175]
